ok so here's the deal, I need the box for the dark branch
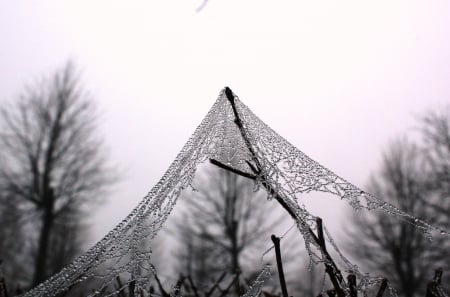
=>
[375,279,388,297]
[210,159,257,180]
[271,234,289,297]
[347,273,357,297]
[212,86,347,296]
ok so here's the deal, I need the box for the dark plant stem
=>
[154,273,170,297]
[187,276,200,297]
[375,279,388,297]
[271,235,289,297]
[129,280,136,297]
[316,218,345,297]
[347,273,357,297]
[172,275,186,297]
[426,268,445,297]
[206,271,227,297]
[115,276,125,297]
[33,188,55,286]
[219,272,241,297]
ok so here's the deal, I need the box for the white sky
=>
[1,0,449,245]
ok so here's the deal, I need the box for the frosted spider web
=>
[23,87,447,297]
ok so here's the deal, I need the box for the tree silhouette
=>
[0,63,116,288]
[171,165,284,294]
[346,110,450,297]
[420,110,450,235]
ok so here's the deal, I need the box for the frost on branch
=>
[22,88,447,297]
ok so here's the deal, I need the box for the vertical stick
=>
[347,273,357,297]
[129,280,136,297]
[271,235,289,297]
[426,268,444,297]
[375,278,388,297]
[154,273,170,297]
[187,276,200,297]
[316,218,326,250]
[316,218,345,297]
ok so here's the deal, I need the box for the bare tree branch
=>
[0,62,117,289]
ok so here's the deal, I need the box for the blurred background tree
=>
[346,109,450,297]
[0,63,116,290]
[170,165,287,295]
[420,110,450,235]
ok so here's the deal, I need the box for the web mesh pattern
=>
[22,88,446,297]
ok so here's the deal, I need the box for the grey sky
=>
[1,0,449,245]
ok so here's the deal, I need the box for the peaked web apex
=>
[21,87,448,297]
[224,86,235,104]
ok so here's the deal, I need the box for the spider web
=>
[22,87,447,297]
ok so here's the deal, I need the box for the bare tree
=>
[0,63,115,288]
[420,110,450,232]
[171,165,284,294]
[0,189,30,289]
[347,132,449,297]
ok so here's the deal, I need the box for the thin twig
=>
[219,272,241,297]
[129,280,136,297]
[154,273,170,297]
[347,273,357,297]
[210,159,256,180]
[271,235,289,297]
[316,218,326,248]
[172,275,186,296]
[115,276,126,297]
[426,268,445,297]
[206,271,227,297]
[187,276,200,297]
[375,279,388,297]
[316,218,345,297]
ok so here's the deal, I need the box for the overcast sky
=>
[1,0,449,245]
